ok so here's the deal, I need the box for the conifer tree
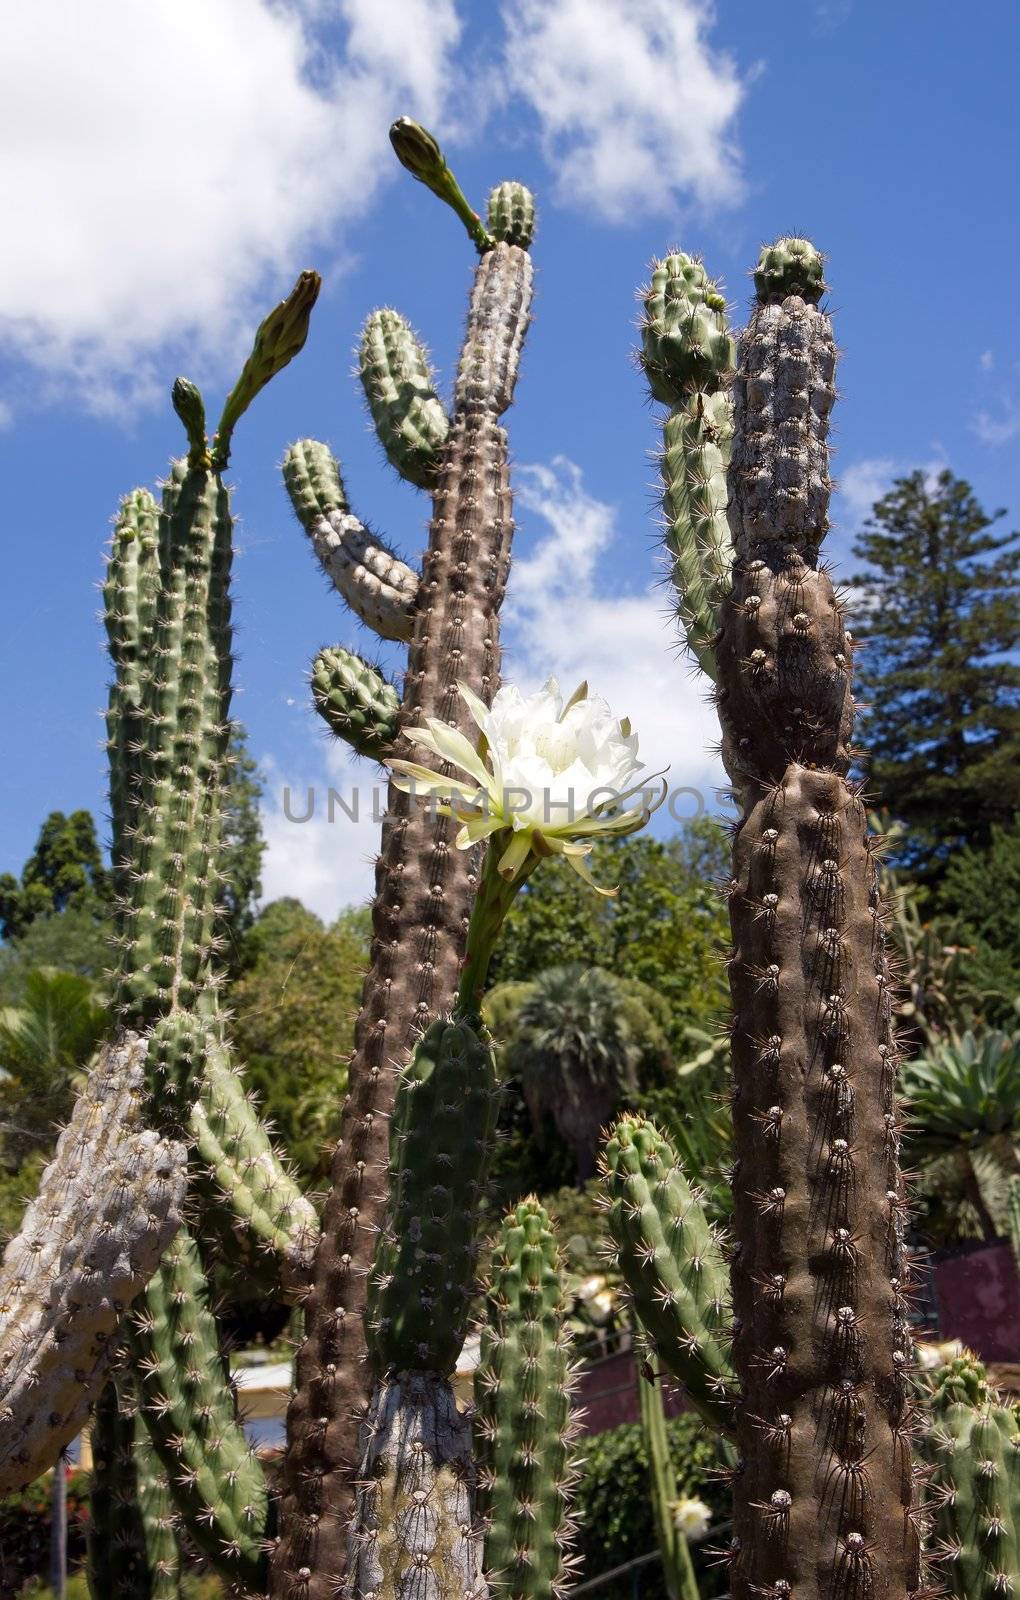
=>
[851,468,1020,875]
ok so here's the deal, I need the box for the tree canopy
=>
[851,469,1020,877]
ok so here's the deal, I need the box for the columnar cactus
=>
[717,243,915,1597]
[921,1354,1020,1598]
[475,1197,580,1600]
[638,238,918,1598]
[272,125,536,1596]
[81,275,321,1591]
[310,645,401,761]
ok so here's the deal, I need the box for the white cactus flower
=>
[389,677,663,892]
[671,1496,712,1542]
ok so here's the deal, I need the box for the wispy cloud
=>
[973,401,1020,447]
[813,0,852,31]
[0,0,460,411]
[499,0,745,222]
[835,457,898,528]
[979,349,995,372]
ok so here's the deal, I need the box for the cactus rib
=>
[311,645,401,762]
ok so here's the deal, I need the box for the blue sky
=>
[2,0,1018,918]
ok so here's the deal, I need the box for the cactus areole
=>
[715,242,918,1599]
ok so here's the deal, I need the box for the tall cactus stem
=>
[476,1197,580,1600]
[273,232,534,1598]
[88,1377,183,1599]
[715,240,917,1599]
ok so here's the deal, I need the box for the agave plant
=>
[900,1029,1020,1157]
[901,1028,1020,1243]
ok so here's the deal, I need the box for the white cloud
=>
[973,402,1020,447]
[499,0,745,222]
[814,0,852,29]
[0,400,12,430]
[980,349,995,371]
[505,457,724,808]
[835,457,898,527]
[0,0,460,409]
[259,744,384,919]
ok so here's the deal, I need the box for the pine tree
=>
[850,469,1020,876]
[0,810,113,941]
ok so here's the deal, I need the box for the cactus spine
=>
[713,242,916,1598]
[273,126,535,1597]
[475,1197,580,1600]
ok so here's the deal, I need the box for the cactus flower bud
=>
[389,116,492,252]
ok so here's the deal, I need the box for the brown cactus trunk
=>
[270,243,533,1600]
[716,262,919,1599]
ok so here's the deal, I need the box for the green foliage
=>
[230,898,368,1177]
[939,817,1020,1021]
[901,1028,1020,1246]
[900,1028,1020,1158]
[0,907,113,1001]
[507,966,655,1182]
[850,470,1020,879]
[0,1468,90,1595]
[489,828,729,1054]
[0,811,112,942]
[572,1412,727,1600]
[0,970,108,1240]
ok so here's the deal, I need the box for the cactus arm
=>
[487,182,537,250]
[272,229,534,1598]
[475,1197,580,1600]
[129,1225,269,1594]
[283,439,419,641]
[639,253,735,682]
[0,1033,187,1494]
[311,645,401,761]
[714,242,917,1598]
[601,1115,734,1434]
[104,487,161,895]
[359,308,450,489]
[211,270,320,469]
[189,1027,319,1296]
[87,1378,183,1599]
